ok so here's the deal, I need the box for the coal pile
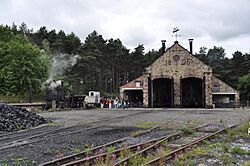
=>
[0,103,48,132]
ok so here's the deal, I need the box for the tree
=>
[33,26,49,46]
[144,49,161,67]
[18,22,30,35]
[64,32,81,54]
[194,47,208,64]
[130,44,145,78]
[67,31,106,94]
[104,38,129,93]
[238,72,250,101]
[0,25,49,96]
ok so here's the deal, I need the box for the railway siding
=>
[0,108,249,165]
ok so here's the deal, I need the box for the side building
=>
[120,40,239,108]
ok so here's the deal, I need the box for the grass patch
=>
[243,160,250,166]
[48,122,61,126]
[120,148,133,160]
[226,128,239,136]
[105,146,116,153]
[0,160,9,166]
[70,146,81,154]
[44,148,56,155]
[11,157,27,166]
[171,147,208,166]
[126,154,158,166]
[238,123,250,134]
[231,147,250,155]
[0,158,37,166]
[226,123,249,139]
[201,140,210,145]
[221,154,233,165]
[173,158,194,166]
[0,95,44,103]
[128,154,148,166]
[16,125,26,130]
[180,126,193,135]
[185,147,209,159]
[221,143,230,153]
[190,147,209,156]
[135,121,161,129]
[208,142,225,148]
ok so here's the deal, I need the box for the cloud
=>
[1,0,250,56]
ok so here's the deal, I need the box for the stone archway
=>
[152,78,173,108]
[181,77,204,108]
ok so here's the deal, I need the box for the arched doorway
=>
[181,77,204,108]
[153,78,173,107]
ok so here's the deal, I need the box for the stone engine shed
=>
[120,41,239,108]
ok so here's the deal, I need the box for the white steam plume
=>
[43,54,79,89]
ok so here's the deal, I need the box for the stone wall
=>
[212,76,240,103]
[143,41,213,108]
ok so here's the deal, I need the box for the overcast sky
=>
[1,0,250,57]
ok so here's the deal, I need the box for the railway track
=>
[39,110,190,166]
[117,123,239,166]
[0,111,151,150]
[42,122,241,166]
[39,122,210,166]
[146,124,239,165]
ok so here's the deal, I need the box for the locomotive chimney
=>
[161,40,166,54]
[188,39,193,54]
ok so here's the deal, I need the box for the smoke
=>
[49,54,79,79]
[44,79,62,90]
[43,54,79,89]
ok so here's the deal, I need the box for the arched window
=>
[212,84,220,92]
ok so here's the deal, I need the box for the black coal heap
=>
[0,104,48,132]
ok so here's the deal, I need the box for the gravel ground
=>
[0,108,249,165]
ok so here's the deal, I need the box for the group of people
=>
[100,97,129,109]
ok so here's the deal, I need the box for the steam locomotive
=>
[45,80,100,110]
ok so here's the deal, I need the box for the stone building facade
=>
[120,41,239,108]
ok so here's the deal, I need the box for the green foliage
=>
[173,157,194,166]
[2,22,250,98]
[0,159,9,166]
[144,49,161,66]
[44,148,55,155]
[106,146,116,153]
[189,147,209,156]
[180,126,193,135]
[221,154,233,165]
[201,140,209,145]
[231,147,250,155]
[0,25,49,96]
[135,121,161,129]
[195,46,250,92]
[238,123,250,134]
[243,161,250,166]
[47,122,61,126]
[11,157,27,166]
[120,148,133,160]
[208,142,225,148]
[238,72,250,100]
[128,154,149,166]
[70,146,81,154]
[221,143,230,153]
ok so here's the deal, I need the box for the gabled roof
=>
[146,41,211,72]
[120,76,143,89]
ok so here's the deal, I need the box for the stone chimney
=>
[161,40,166,54]
[188,39,194,54]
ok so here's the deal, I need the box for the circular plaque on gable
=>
[173,54,180,62]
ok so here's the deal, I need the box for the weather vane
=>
[172,27,181,41]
